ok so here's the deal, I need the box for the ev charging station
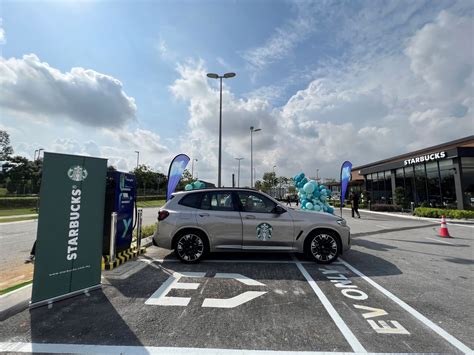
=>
[103,171,137,254]
[102,170,144,268]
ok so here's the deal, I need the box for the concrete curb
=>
[0,214,38,220]
[0,284,32,321]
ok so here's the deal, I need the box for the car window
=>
[237,192,276,213]
[179,192,203,208]
[200,192,235,211]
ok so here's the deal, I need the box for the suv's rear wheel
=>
[305,230,340,264]
[174,231,208,263]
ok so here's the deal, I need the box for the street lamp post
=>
[273,165,277,197]
[235,158,244,187]
[191,158,198,179]
[250,126,262,188]
[135,151,140,169]
[207,72,236,187]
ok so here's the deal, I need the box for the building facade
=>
[352,136,474,210]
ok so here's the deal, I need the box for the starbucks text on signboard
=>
[67,187,82,260]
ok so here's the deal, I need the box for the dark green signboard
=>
[31,152,107,307]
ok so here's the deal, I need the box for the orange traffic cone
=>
[439,215,451,238]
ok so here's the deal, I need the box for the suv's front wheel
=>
[174,231,208,263]
[305,230,340,264]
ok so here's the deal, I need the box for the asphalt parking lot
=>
[0,210,473,354]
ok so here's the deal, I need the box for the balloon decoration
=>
[185,180,206,191]
[293,172,335,214]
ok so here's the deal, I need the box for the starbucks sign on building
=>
[404,151,446,166]
[31,153,107,307]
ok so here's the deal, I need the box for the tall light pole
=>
[135,151,140,169]
[191,158,198,179]
[207,72,236,187]
[235,157,244,187]
[250,126,262,188]
[273,165,277,197]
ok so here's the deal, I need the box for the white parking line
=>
[424,237,456,245]
[293,258,367,353]
[339,259,472,354]
[140,258,314,264]
[0,341,407,354]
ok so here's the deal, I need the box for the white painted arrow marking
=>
[214,273,266,286]
[202,291,267,308]
[145,272,205,306]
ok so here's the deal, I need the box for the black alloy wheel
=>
[175,232,206,263]
[307,232,339,264]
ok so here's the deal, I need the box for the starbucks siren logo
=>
[67,165,88,182]
[256,223,273,241]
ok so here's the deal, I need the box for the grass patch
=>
[0,208,38,217]
[136,199,166,208]
[134,223,158,238]
[0,188,7,196]
[0,216,38,223]
[0,280,33,296]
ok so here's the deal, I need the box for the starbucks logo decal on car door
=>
[256,223,273,241]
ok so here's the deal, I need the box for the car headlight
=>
[336,218,347,227]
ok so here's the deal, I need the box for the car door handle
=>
[244,215,256,219]
[199,213,210,217]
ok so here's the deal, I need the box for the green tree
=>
[177,169,194,190]
[261,172,277,193]
[131,165,167,196]
[0,130,13,161]
[4,156,37,194]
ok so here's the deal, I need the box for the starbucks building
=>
[352,136,474,210]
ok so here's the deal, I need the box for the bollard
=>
[109,212,117,263]
[137,208,143,250]
[410,202,415,214]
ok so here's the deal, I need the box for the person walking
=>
[295,194,299,207]
[351,192,361,218]
[286,194,291,206]
[25,240,36,263]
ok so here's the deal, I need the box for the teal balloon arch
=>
[293,172,335,214]
[185,180,206,191]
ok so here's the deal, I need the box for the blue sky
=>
[1,0,473,186]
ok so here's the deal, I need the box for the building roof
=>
[353,135,474,171]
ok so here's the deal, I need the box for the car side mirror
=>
[273,205,286,214]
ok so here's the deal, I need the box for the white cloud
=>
[241,3,316,70]
[0,54,137,128]
[405,11,474,99]
[0,18,5,44]
[171,10,473,185]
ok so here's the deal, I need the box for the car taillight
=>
[158,210,169,221]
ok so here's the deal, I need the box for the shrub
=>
[371,204,402,212]
[134,223,158,238]
[414,207,474,219]
[394,187,408,208]
[0,197,38,209]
